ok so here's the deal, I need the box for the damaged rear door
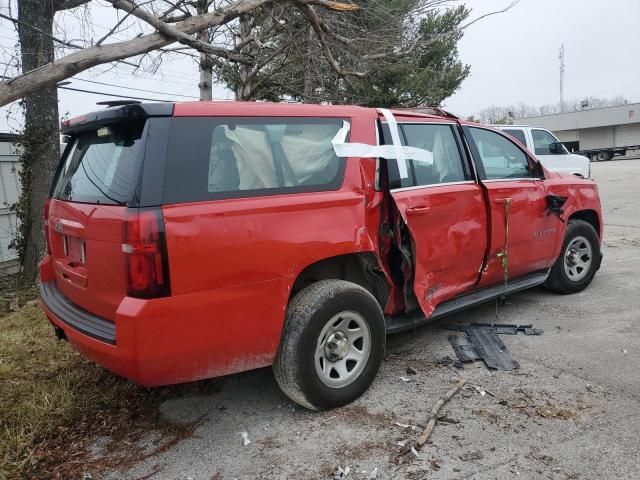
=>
[386,121,488,317]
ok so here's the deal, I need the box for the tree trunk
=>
[18,0,61,286]
[196,0,213,101]
[303,25,314,101]
[235,15,252,100]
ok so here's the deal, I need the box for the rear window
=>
[502,129,527,146]
[53,120,146,205]
[163,117,346,204]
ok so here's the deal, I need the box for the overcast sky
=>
[1,0,639,130]
[444,0,640,117]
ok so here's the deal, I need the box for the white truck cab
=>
[493,125,590,178]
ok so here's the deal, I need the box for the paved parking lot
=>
[106,159,640,480]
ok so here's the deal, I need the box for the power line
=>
[59,85,173,102]
[73,77,197,99]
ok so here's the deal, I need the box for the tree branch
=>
[53,0,92,12]
[0,0,275,106]
[294,2,366,78]
[0,12,84,50]
[107,0,254,64]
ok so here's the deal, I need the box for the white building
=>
[0,133,20,272]
[518,103,640,160]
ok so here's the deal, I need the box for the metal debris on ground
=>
[448,323,525,371]
[394,421,417,430]
[449,323,543,336]
[333,465,351,479]
[240,431,251,446]
[399,376,411,382]
[436,355,464,369]
[368,467,378,479]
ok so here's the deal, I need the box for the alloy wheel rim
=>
[563,235,593,282]
[315,311,371,388]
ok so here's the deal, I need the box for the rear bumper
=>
[40,282,116,344]
[40,280,141,383]
[39,276,285,387]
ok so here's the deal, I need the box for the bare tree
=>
[12,0,91,285]
[475,96,629,124]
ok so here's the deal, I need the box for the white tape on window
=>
[378,108,408,179]
[331,115,433,180]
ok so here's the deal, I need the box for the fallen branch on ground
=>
[416,378,466,448]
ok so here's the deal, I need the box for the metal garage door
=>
[614,124,640,148]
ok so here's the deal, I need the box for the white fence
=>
[0,134,21,271]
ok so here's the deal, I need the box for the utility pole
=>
[559,44,565,112]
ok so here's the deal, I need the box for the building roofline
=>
[517,102,640,121]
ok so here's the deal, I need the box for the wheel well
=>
[569,210,600,238]
[291,253,389,310]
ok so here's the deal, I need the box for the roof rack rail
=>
[399,106,458,119]
[96,100,142,108]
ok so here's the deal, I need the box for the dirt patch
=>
[334,404,396,429]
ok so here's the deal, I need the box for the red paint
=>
[476,179,561,287]
[391,183,487,316]
[46,201,128,321]
[40,102,603,387]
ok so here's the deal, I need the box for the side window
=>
[532,129,562,155]
[385,123,466,188]
[163,117,346,203]
[502,128,527,146]
[468,127,532,180]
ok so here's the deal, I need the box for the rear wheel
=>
[596,151,611,162]
[544,220,600,294]
[273,280,385,410]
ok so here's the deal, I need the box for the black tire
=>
[273,279,386,410]
[596,151,611,162]
[543,220,600,294]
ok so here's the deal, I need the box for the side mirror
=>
[549,142,565,154]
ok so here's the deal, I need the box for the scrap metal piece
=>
[448,334,481,362]
[448,326,520,371]
[465,326,520,371]
[448,323,543,336]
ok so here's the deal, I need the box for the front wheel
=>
[273,280,386,410]
[543,220,601,294]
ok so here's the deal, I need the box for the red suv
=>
[40,101,603,410]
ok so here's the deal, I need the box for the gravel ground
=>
[105,159,640,480]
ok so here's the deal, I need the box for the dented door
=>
[464,126,560,287]
[391,184,488,316]
[386,122,488,317]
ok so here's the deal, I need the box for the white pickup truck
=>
[493,125,591,178]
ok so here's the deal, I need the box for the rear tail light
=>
[123,208,171,299]
[44,197,52,255]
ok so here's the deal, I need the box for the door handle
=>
[406,206,431,216]
[493,197,512,206]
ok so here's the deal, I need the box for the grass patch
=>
[0,288,219,479]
